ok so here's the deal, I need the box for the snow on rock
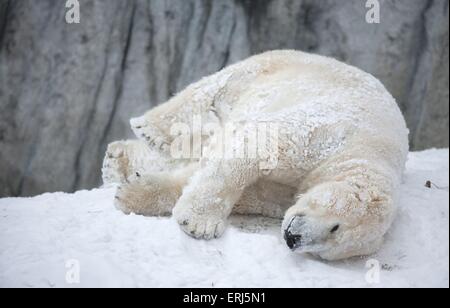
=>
[0,150,448,288]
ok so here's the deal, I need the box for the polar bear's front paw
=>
[173,206,227,240]
[114,185,133,215]
[114,178,154,216]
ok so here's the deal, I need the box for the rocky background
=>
[0,0,448,197]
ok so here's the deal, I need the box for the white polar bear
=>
[102,50,409,260]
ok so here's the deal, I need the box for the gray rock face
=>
[0,0,448,197]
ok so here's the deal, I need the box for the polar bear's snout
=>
[284,216,305,250]
[283,215,341,252]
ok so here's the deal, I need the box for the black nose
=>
[284,229,302,249]
[284,216,307,250]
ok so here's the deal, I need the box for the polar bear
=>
[102,50,409,260]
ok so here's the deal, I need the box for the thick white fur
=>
[102,50,409,260]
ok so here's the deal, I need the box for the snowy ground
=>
[0,149,448,288]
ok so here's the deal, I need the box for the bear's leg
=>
[173,158,260,239]
[281,163,396,260]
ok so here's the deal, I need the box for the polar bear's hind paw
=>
[130,117,170,152]
[114,175,178,217]
[102,142,130,185]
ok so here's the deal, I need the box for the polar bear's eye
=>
[330,224,340,233]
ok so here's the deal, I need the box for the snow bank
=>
[0,150,448,288]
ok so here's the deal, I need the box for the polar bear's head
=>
[281,181,395,261]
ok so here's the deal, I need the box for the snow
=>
[0,149,448,288]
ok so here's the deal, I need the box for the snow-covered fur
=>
[102,50,409,261]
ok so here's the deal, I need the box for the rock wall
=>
[0,0,448,197]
